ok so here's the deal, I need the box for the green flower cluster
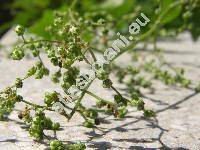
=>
[50,140,64,150]
[131,94,155,118]
[62,67,80,92]
[44,91,59,107]
[14,25,25,36]
[51,69,62,83]
[25,38,42,57]
[0,89,22,120]
[44,12,90,70]
[144,60,191,88]
[29,110,60,140]
[50,140,86,150]
[96,96,128,119]
[11,46,25,60]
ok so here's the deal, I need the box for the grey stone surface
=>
[0,30,200,150]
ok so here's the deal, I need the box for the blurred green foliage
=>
[0,0,68,37]
[0,0,199,40]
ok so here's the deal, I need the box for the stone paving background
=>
[0,30,200,150]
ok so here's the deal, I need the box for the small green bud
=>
[51,75,59,83]
[43,67,50,76]
[143,109,155,118]
[117,106,128,118]
[97,70,108,80]
[83,111,90,117]
[77,55,84,61]
[66,51,74,59]
[96,100,107,108]
[61,82,71,92]
[66,142,86,150]
[14,25,25,36]
[131,98,145,110]
[44,91,59,107]
[16,95,23,102]
[51,57,59,66]
[87,109,98,118]
[52,122,60,130]
[83,120,94,128]
[55,70,61,78]
[11,46,25,60]
[114,95,127,106]
[63,59,73,69]
[36,61,42,68]
[29,44,35,50]
[181,79,191,87]
[47,49,55,58]
[32,50,40,57]
[35,42,43,48]
[15,78,23,88]
[50,140,63,150]
[102,79,113,88]
[35,70,43,79]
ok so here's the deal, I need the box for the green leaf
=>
[29,10,53,39]
[160,0,182,24]
[29,5,68,39]
[101,0,135,18]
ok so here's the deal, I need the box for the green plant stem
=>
[21,40,61,47]
[88,49,97,61]
[43,133,50,141]
[21,35,26,43]
[20,99,45,109]
[110,86,121,96]
[90,47,103,53]
[110,86,131,103]
[85,90,113,105]
[68,81,93,120]
[38,55,46,67]
[81,53,92,65]
[78,111,88,121]
[59,100,73,111]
